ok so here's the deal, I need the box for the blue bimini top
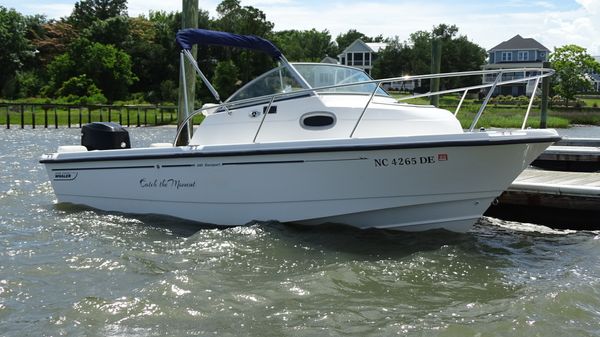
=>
[176,28,282,59]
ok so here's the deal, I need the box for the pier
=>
[486,139,600,229]
[532,138,600,172]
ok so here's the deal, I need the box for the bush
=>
[112,93,149,106]
[14,71,43,98]
[515,95,529,102]
[56,75,107,105]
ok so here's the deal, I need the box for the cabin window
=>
[300,112,336,130]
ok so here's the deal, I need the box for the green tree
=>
[371,37,411,79]
[45,38,137,101]
[83,15,130,48]
[0,6,35,98]
[213,0,275,87]
[69,0,127,29]
[212,60,239,98]
[272,29,335,62]
[372,24,485,91]
[139,11,183,102]
[550,44,600,106]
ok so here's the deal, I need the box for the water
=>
[1,126,600,336]
[557,125,600,138]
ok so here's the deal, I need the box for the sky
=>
[4,0,600,55]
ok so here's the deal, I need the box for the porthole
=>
[300,112,336,130]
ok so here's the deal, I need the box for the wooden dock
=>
[532,138,600,172]
[486,169,600,229]
[486,138,600,229]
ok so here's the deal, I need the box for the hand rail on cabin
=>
[522,76,542,129]
[455,90,469,116]
[469,71,503,131]
[173,67,555,146]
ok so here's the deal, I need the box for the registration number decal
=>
[374,154,448,167]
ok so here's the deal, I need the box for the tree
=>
[272,29,336,62]
[212,0,276,86]
[0,6,35,97]
[69,0,127,29]
[83,15,130,48]
[45,38,137,101]
[372,37,408,79]
[550,44,600,106]
[212,60,239,98]
[371,24,486,90]
[32,20,78,66]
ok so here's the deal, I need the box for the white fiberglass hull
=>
[41,130,559,232]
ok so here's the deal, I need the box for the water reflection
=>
[2,127,600,336]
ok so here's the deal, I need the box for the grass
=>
[582,98,600,107]
[0,94,597,129]
[390,92,598,128]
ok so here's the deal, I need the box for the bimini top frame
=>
[176,29,311,103]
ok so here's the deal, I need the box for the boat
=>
[39,29,560,232]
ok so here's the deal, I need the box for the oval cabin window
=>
[301,112,336,130]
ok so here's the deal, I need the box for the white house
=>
[337,39,387,75]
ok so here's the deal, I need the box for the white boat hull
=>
[42,131,557,232]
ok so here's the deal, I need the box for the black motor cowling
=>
[81,122,131,150]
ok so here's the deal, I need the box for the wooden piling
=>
[177,0,198,145]
[20,104,24,129]
[430,39,441,107]
[540,61,550,128]
[31,105,35,129]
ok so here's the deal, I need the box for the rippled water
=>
[1,127,600,336]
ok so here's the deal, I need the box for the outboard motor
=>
[81,122,131,150]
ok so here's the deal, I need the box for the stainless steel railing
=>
[174,67,554,146]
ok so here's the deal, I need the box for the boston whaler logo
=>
[53,171,78,181]
[139,178,196,190]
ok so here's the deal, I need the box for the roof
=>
[320,56,339,64]
[339,39,388,56]
[365,42,388,53]
[489,34,549,52]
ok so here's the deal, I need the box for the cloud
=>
[575,0,600,13]
[5,0,599,55]
[258,0,600,55]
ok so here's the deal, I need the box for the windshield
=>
[227,63,388,102]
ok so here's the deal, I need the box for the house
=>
[337,39,387,75]
[482,34,550,96]
[591,56,600,92]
